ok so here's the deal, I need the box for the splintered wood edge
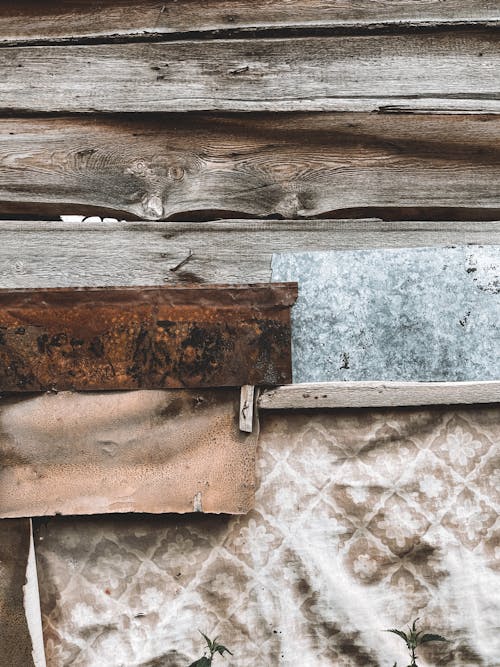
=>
[258,381,500,410]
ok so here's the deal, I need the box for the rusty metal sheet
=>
[0,388,258,518]
[0,283,297,391]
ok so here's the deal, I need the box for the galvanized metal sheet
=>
[0,388,258,518]
[272,246,500,382]
[0,284,297,391]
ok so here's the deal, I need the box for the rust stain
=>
[0,284,297,391]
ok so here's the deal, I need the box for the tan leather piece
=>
[0,389,257,517]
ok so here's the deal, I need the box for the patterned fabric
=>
[35,406,500,666]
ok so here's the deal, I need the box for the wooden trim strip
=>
[0,1,498,46]
[0,31,498,113]
[258,381,500,409]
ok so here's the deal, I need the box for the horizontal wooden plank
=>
[258,381,500,409]
[1,113,499,220]
[0,31,498,113]
[1,1,498,45]
[0,284,295,391]
[1,219,499,288]
[0,389,257,517]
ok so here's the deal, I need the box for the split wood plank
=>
[0,1,498,45]
[0,114,499,220]
[0,284,296,391]
[0,31,498,113]
[258,381,500,409]
[1,219,499,289]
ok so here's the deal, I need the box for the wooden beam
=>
[0,1,498,45]
[0,31,498,113]
[258,381,500,410]
[1,219,499,289]
[0,113,499,220]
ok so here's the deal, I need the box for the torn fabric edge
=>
[24,520,47,667]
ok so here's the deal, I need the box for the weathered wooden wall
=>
[0,2,498,224]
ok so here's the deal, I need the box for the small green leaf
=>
[199,632,213,651]
[418,633,448,644]
[214,644,233,657]
[188,658,211,667]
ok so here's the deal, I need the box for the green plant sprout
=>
[386,618,447,667]
[188,632,233,667]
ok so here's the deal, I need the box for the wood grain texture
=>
[0,31,498,113]
[258,381,500,409]
[1,219,499,289]
[0,1,498,44]
[1,113,499,220]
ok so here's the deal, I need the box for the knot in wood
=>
[169,165,185,181]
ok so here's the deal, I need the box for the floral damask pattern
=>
[35,406,499,666]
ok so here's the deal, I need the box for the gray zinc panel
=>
[271,246,500,382]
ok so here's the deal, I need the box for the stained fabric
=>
[0,389,257,517]
[35,406,499,666]
[0,518,34,666]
